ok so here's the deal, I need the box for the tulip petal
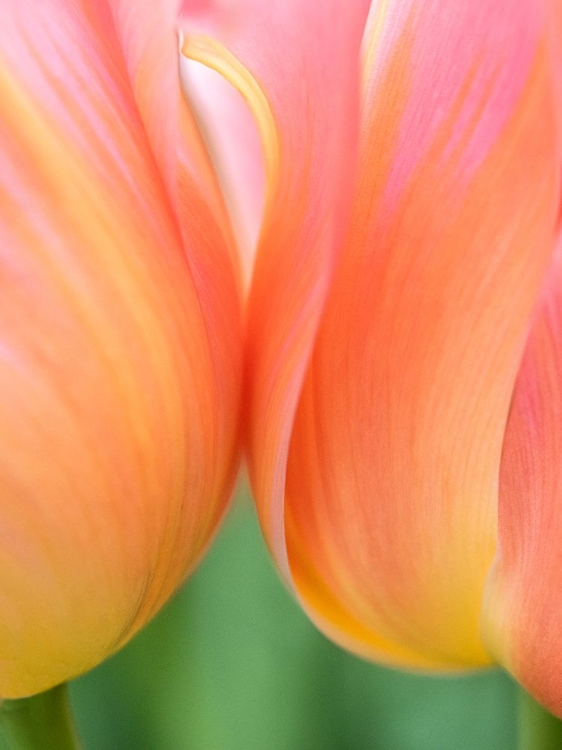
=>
[0,0,241,696]
[180,53,265,284]
[181,0,372,580]
[482,244,562,716]
[284,0,560,668]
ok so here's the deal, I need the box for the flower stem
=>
[518,686,562,750]
[0,684,82,750]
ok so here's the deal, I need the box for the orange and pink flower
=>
[0,0,242,697]
[184,0,562,716]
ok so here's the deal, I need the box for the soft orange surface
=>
[0,0,242,696]
[285,2,559,668]
[233,0,561,675]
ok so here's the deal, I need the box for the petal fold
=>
[181,0,372,580]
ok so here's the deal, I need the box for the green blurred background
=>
[64,495,516,749]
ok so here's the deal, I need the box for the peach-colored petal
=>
[482,244,562,716]
[283,0,560,669]
[181,0,372,580]
[0,0,241,697]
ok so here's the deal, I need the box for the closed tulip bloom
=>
[186,0,562,715]
[0,0,242,697]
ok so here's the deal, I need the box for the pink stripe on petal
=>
[483,244,562,716]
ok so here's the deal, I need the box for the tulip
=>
[0,0,242,698]
[184,0,562,716]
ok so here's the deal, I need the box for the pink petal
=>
[283,0,560,668]
[483,243,562,716]
[0,0,241,696]
[180,56,265,285]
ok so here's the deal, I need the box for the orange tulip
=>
[184,0,562,715]
[0,0,242,697]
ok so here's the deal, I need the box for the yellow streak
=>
[181,34,279,204]
[361,0,391,89]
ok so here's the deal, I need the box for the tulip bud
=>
[189,0,562,715]
[0,0,242,697]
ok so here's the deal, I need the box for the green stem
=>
[0,684,82,750]
[518,686,562,750]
